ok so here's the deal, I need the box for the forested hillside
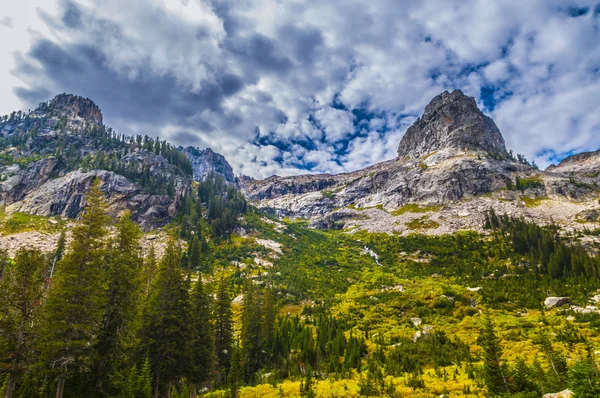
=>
[1,175,600,398]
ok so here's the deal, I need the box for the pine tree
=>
[136,356,153,398]
[480,317,511,395]
[214,276,233,383]
[0,248,45,398]
[41,178,111,398]
[261,288,277,365]
[188,235,201,271]
[228,340,242,398]
[241,280,262,382]
[189,278,215,397]
[50,230,67,278]
[568,359,600,397]
[144,237,191,398]
[512,357,538,393]
[143,244,157,297]
[94,213,142,396]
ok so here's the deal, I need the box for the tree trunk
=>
[153,373,160,398]
[55,373,66,398]
[190,385,197,398]
[166,381,172,398]
[4,373,17,398]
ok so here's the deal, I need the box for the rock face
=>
[243,90,600,233]
[49,94,103,125]
[0,94,191,229]
[397,90,508,159]
[182,146,237,184]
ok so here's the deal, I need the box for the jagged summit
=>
[182,146,237,184]
[47,94,103,125]
[397,90,507,159]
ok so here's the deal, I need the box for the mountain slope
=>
[0,94,192,229]
[243,90,600,234]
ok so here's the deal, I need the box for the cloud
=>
[3,0,600,177]
[0,17,14,29]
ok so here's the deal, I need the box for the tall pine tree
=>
[188,278,215,397]
[41,178,111,398]
[144,237,191,398]
[0,248,45,398]
[480,317,511,395]
[214,276,233,384]
[241,280,263,383]
[94,213,143,396]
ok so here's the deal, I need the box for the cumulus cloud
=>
[2,0,600,176]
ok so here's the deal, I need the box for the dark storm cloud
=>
[15,38,238,130]
[62,2,82,28]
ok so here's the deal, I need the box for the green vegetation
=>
[405,216,440,230]
[515,176,545,191]
[520,195,548,208]
[321,187,343,200]
[1,182,600,397]
[0,210,64,234]
[392,203,441,216]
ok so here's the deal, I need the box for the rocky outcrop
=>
[0,95,191,229]
[2,165,185,230]
[182,146,237,184]
[397,90,508,159]
[544,297,570,308]
[49,94,103,125]
[547,149,600,174]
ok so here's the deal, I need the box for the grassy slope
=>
[203,215,600,397]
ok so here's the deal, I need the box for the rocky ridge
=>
[0,94,191,229]
[243,90,600,235]
[182,146,237,184]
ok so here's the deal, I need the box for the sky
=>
[1,0,599,178]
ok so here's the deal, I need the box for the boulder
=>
[542,390,572,398]
[544,297,570,308]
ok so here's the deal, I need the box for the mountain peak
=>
[397,90,507,159]
[48,94,103,125]
[182,146,237,184]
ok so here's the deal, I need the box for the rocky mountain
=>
[547,150,600,174]
[243,90,600,234]
[182,146,237,184]
[397,90,507,159]
[0,94,192,229]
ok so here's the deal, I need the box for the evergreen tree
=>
[537,331,567,391]
[0,248,45,398]
[214,276,233,383]
[480,317,511,395]
[241,281,262,382]
[568,359,600,398]
[94,213,142,396]
[512,357,538,393]
[188,235,201,271]
[261,288,277,365]
[50,230,67,277]
[143,244,157,297]
[228,340,242,398]
[189,278,215,397]
[40,178,111,398]
[144,237,191,398]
